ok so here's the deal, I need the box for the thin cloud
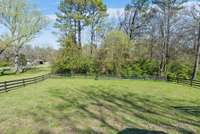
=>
[107,8,124,18]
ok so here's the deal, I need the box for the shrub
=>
[168,62,192,79]
[0,60,10,67]
[52,35,95,75]
[125,59,159,78]
[121,65,134,78]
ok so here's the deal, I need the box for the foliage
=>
[167,62,192,79]
[0,0,48,72]
[133,59,160,77]
[52,35,95,74]
[120,65,134,78]
[96,30,133,76]
[52,0,200,81]
[120,59,160,78]
[0,60,10,67]
[56,0,107,47]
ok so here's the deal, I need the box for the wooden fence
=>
[168,77,200,88]
[0,74,51,92]
[2,73,199,93]
[53,73,167,81]
[54,73,200,88]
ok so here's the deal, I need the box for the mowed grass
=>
[0,78,200,134]
[0,65,50,82]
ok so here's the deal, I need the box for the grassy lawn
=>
[0,78,200,134]
[0,65,50,82]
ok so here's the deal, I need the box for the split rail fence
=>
[0,74,50,92]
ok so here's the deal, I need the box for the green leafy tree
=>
[88,0,107,54]
[53,34,81,74]
[97,30,133,76]
[53,34,95,75]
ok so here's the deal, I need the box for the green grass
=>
[0,65,50,82]
[0,78,200,134]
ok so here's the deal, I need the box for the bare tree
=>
[152,0,187,74]
[188,4,200,80]
[0,0,48,72]
[119,0,150,40]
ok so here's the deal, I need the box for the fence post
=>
[190,79,193,87]
[23,79,25,87]
[4,81,7,92]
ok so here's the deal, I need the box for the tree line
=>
[0,0,199,80]
[53,0,200,80]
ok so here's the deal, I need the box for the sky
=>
[0,0,199,49]
[28,0,130,49]
[31,0,130,14]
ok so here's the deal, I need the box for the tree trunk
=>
[15,53,20,73]
[74,20,77,45]
[129,10,138,40]
[149,35,154,59]
[78,20,82,48]
[159,21,166,75]
[165,7,170,73]
[160,42,166,75]
[0,49,6,56]
[192,23,200,80]
[90,24,95,55]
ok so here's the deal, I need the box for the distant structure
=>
[34,59,44,65]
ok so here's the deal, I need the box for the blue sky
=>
[1,0,198,49]
[31,0,130,15]
[28,0,130,49]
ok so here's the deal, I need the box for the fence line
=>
[168,77,200,88]
[0,74,51,93]
[52,73,167,81]
[54,73,200,88]
[2,73,198,93]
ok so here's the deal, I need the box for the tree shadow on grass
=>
[173,106,200,116]
[83,87,199,134]
[28,85,200,134]
[118,128,167,134]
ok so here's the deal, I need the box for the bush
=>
[52,35,95,75]
[79,56,95,74]
[97,30,132,76]
[0,60,10,67]
[167,73,177,81]
[167,62,192,79]
[121,65,134,78]
[120,59,160,78]
[131,64,143,78]
[123,59,159,78]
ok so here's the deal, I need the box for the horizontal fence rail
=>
[52,73,167,81]
[167,77,200,88]
[3,73,199,93]
[53,73,200,88]
[0,74,51,93]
